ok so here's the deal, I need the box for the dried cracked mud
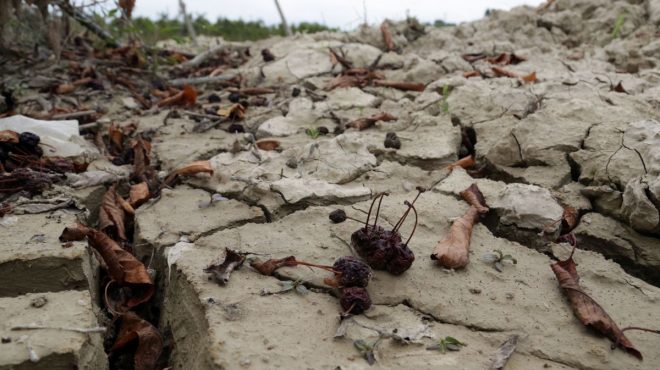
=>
[2,0,660,369]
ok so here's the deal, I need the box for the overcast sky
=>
[128,0,545,29]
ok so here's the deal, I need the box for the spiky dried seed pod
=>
[340,287,372,314]
[333,256,372,287]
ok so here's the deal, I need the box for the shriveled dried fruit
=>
[329,209,347,223]
[331,256,372,288]
[351,188,424,275]
[340,287,372,314]
[384,132,401,149]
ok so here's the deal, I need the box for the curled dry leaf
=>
[255,138,280,151]
[380,21,395,51]
[522,71,537,83]
[491,67,518,78]
[347,112,397,131]
[129,182,150,207]
[203,248,246,285]
[373,80,425,92]
[446,155,475,171]
[550,248,642,359]
[111,312,162,370]
[462,53,487,63]
[0,130,19,144]
[131,137,152,182]
[87,228,154,308]
[59,223,88,242]
[217,103,246,120]
[250,256,297,276]
[487,52,527,65]
[235,87,275,96]
[460,184,489,214]
[613,82,628,94]
[431,206,479,269]
[489,335,518,370]
[164,160,214,187]
[463,70,481,78]
[99,185,128,240]
[561,205,579,234]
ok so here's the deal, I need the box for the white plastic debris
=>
[0,115,98,158]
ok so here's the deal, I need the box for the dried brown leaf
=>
[446,155,476,171]
[87,228,154,308]
[380,22,395,51]
[55,82,75,94]
[430,206,479,269]
[164,160,214,187]
[0,130,19,144]
[217,103,246,120]
[111,312,162,370]
[203,248,246,285]
[550,250,642,359]
[462,53,487,63]
[373,80,425,91]
[613,82,627,94]
[522,71,537,83]
[255,139,280,151]
[59,223,89,242]
[250,256,297,276]
[561,205,578,234]
[99,185,127,240]
[347,112,397,130]
[460,184,489,214]
[491,67,518,78]
[463,70,481,78]
[129,182,150,207]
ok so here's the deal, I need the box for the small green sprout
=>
[441,84,450,113]
[481,249,517,272]
[612,12,626,39]
[426,336,466,353]
[306,127,321,139]
[354,338,382,365]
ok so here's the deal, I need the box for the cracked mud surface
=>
[2,0,660,369]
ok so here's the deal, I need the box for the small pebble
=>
[30,296,48,308]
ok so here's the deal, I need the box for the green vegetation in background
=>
[93,11,455,44]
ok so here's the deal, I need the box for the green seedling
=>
[426,336,466,353]
[441,84,450,113]
[306,127,321,139]
[354,338,382,365]
[612,12,626,39]
[482,249,517,272]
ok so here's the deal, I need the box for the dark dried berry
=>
[329,209,347,223]
[340,287,371,314]
[386,244,415,275]
[228,92,241,103]
[318,126,329,135]
[208,93,221,103]
[19,132,40,148]
[226,123,245,133]
[333,256,372,288]
[261,48,275,62]
[384,132,401,149]
[292,87,301,97]
[239,99,249,107]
